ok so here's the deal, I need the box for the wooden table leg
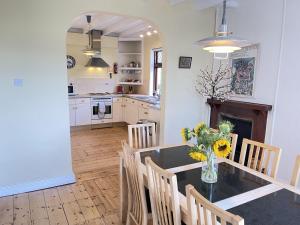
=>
[120,155,128,225]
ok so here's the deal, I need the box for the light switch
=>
[13,79,23,87]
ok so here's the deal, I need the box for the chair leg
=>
[126,213,131,225]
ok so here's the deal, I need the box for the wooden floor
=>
[0,126,128,225]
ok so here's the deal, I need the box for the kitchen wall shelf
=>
[118,82,143,85]
[120,67,142,70]
[118,39,143,86]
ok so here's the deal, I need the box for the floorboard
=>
[0,126,127,225]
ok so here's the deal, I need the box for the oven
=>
[91,97,112,120]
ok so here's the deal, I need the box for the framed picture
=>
[229,44,259,97]
[179,56,192,69]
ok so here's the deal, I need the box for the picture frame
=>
[229,44,260,97]
[179,56,192,69]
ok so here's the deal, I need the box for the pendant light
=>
[196,0,248,56]
[82,15,100,56]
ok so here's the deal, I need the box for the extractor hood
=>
[85,57,109,68]
[83,15,110,68]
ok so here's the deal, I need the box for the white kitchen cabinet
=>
[69,98,91,126]
[148,107,160,122]
[113,97,124,122]
[69,104,76,127]
[76,103,91,126]
[124,98,139,124]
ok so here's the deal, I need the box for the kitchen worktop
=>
[69,94,160,109]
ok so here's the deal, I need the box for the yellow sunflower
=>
[194,122,206,136]
[189,151,207,161]
[181,128,191,143]
[213,139,231,158]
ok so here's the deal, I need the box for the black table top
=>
[139,145,300,224]
[140,145,197,169]
[229,189,300,225]
[176,163,270,203]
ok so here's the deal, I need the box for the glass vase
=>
[201,147,218,183]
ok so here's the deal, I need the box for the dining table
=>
[120,145,300,225]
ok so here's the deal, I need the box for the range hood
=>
[85,57,109,68]
[83,16,110,68]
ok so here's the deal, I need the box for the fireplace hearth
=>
[207,98,272,162]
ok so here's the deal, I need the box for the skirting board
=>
[0,174,76,197]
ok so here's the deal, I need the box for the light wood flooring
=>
[0,126,128,225]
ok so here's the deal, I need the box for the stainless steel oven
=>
[91,97,112,120]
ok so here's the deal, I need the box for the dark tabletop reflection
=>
[176,163,270,202]
[140,145,197,169]
[229,189,300,225]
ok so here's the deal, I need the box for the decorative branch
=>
[195,63,232,101]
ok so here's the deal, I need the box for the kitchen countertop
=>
[69,94,160,109]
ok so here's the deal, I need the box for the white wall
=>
[66,33,118,94]
[272,0,300,186]
[0,0,214,195]
[221,0,300,184]
[138,34,162,95]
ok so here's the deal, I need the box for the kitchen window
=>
[152,49,162,95]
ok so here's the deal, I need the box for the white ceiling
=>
[68,1,238,38]
[69,13,153,38]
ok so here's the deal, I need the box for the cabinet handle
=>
[144,112,149,115]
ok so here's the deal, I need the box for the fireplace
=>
[207,98,272,162]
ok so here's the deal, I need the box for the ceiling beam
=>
[168,0,185,5]
[119,23,148,37]
[103,19,144,35]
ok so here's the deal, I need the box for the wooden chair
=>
[186,184,244,225]
[128,123,157,149]
[211,128,238,161]
[145,157,181,225]
[122,141,148,225]
[290,155,300,187]
[239,138,282,178]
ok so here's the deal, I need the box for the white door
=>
[76,103,91,126]
[69,104,76,126]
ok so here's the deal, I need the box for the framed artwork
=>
[179,56,192,69]
[229,44,259,97]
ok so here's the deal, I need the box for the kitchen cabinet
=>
[124,98,139,124]
[113,97,123,122]
[76,103,91,126]
[69,104,76,126]
[148,107,160,122]
[69,98,91,126]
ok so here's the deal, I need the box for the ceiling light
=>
[139,34,144,38]
[195,0,248,55]
[153,30,158,34]
[148,25,152,28]
[147,31,152,36]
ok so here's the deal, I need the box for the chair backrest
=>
[186,184,244,225]
[290,155,300,187]
[122,140,148,225]
[211,128,238,161]
[239,138,282,178]
[128,123,157,149]
[145,157,181,225]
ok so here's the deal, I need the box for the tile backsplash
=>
[68,78,116,94]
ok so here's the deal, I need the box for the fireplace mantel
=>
[207,98,272,143]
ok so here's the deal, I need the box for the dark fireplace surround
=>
[207,98,272,161]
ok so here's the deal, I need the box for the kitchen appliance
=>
[68,83,74,95]
[91,97,112,120]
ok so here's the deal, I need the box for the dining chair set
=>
[121,123,300,225]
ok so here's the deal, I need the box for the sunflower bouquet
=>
[181,121,233,183]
